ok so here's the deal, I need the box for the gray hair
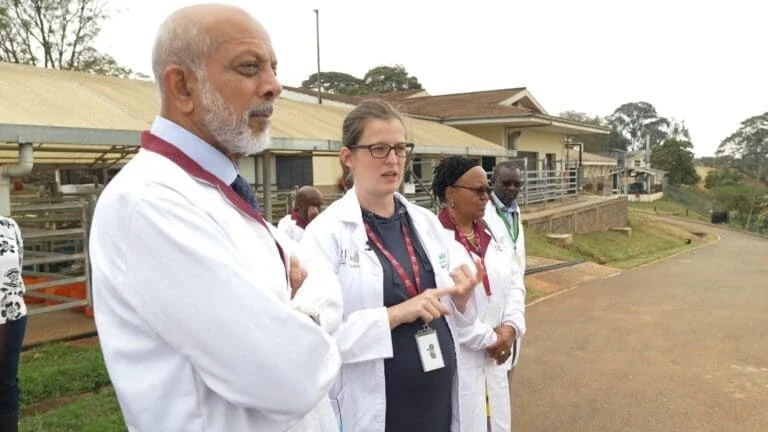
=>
[151,13,212,96]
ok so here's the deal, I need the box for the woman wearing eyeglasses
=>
[299,99,483,432]
[432,156,527,432]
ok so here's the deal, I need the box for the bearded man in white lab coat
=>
[88,4,342,431]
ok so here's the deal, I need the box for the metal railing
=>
[521,168,579,207]
[11,194,95,316]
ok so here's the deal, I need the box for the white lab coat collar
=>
[336,188,433,252]
[150,115,238,185]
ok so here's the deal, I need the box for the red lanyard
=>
[364,220,421,298]
[455,223,492,297]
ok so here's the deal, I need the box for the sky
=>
[94,0,768,157]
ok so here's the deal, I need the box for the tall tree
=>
[0,0,133,77]
[650,138,700,185]
[717,112,768,177]
[666,118,691,141]
[301,71,363,96]
[362,65,422,94]
[607,102,670,151]
[559,111,612,153]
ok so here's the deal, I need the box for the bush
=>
[705,169,742,189]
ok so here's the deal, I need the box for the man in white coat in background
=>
[484,162,528,380]
[88,4,341,431]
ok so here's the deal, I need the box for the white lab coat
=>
[448,220,526,432]
[277,214,305,243]
[483,200,527,369]
[90,148,342,432]
[298,189,477,432]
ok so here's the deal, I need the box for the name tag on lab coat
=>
[415,327,445,372]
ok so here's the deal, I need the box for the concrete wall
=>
[454,125,506,146]
[515,129,565,162]
[313,154,343,187]
[628,192,664,202]
[525,196,629,234]
[454,126,567,165]
[237,156,258,184]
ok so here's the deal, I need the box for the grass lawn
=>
[21,389,125,432]
[525,211,714,270]
[19,341,111,407]
[19,341,125,430]
[629,199,710,222]
[524,286,549,304]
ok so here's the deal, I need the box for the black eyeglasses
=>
[349,143,414,159]
[451,184,492,198]
[500,180,525,189]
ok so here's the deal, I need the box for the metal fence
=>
[11,193,95,316]
[520,168,579,207]
[664,185,714,215]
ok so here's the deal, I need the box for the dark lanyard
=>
[364,220,421,298]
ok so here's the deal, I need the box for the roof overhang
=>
[443,114,611,135]
[0,124,511,165]
[0,123,140,146]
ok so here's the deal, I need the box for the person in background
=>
[277,186,325,242]
[88,4,342,431]
[0,216,26,432]
[299,99,483,432]
[432,155,526,431]
[485,161,527,380]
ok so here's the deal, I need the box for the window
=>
[517,151,538,173]
[275,156,313,190]
[545,153,556,171]
[506,130,521,150]
[634,159,642,167]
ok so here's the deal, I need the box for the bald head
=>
[151,4,281,158]
[152,4,267,94]
[295,186,324,222]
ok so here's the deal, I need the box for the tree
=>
[705,169,742,189]
[0,0,133,77]
[362,65,422,94]
[650,138,700,185]
[558,111,614,153]
[717,112,768,177]
[710,185,755,224]
[666,118,691,141]
[559,111,605,126]
[301,71,364,96]
[607,102,670,151]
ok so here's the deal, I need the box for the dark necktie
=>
[230,175,260,212]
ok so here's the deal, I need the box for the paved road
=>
[512,220,768,432]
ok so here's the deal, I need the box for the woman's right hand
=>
[387,288,454,329]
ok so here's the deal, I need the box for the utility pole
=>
[313,9,322,104]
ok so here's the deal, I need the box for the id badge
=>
[485,298,503,328]
[415,326,445,372]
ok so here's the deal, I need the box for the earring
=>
[450,201,456,208]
